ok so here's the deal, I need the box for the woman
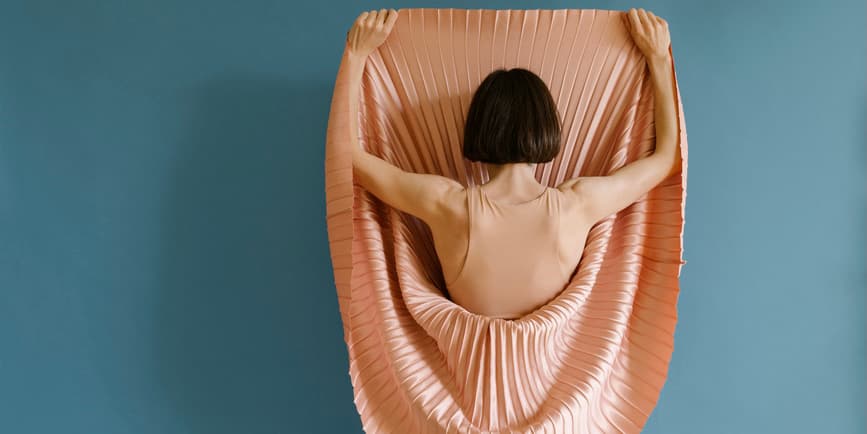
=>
[344,8,679,319]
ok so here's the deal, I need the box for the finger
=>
[648,11,663,28]
[636,8,647,29]
[355,12,368,32]
[629,8,642,34]
[647,10,660,34]
[637,8,650,32]
[385,8,399,29]
[638,9,654,38]
[366,9,378,27]
[379,8,387,24]
[351,25,358,48]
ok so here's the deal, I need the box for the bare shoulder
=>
[438,183,469,218]
[555,178,584,215]
[423,181,468,227]
[555,178,603,233]
[425,183,468,252]
[555,178,581,191]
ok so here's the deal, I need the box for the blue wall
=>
[0,1,863,433]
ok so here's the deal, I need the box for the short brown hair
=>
[463,68,562,164]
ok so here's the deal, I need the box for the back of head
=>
[463,68,562,164]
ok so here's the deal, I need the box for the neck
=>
[484,162,540,191]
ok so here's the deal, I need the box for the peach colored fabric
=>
[447,185,571,320]
[324,8,688,434]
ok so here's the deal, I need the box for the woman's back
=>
[432,183,591,319]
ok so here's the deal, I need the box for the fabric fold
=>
[324,8,688,434]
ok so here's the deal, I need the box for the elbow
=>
[663,145,682,178]
[653,138,680,178]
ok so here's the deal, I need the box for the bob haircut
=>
[463,68,562,164]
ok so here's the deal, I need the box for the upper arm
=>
[352,150,463,224]
[566,154,673,224]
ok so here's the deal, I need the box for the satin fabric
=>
[324,8,688,433]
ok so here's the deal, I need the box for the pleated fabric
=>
[324,8,688,434]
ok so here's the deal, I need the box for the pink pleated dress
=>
[324,8,689,433]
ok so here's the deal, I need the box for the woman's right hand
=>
[622,8,671,63]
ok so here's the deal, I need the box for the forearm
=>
[344,50,405,194]
[647,54,679,169]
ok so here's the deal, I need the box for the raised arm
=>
[562,8,681,225]
[345,9,463,224]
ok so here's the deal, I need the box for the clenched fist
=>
[622,8,671,63]
[346,9,399,58]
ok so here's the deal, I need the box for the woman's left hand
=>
[346,9,399,58]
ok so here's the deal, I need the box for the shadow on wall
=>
[151,78,360,433]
